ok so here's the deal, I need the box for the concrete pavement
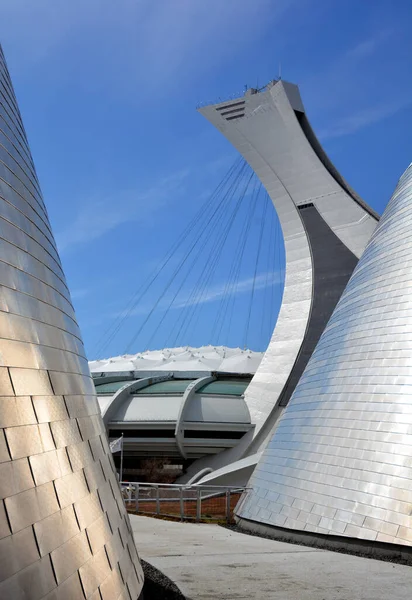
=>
[131,514,412,600]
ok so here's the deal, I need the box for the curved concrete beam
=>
[174,375,216,459]
[102,373,173,425]
[186,467,214,485]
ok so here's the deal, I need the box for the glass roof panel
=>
[94,380,135,394]
[197,379,250,396]
[134,380,194,395]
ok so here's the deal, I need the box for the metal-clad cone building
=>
[238,163,412,549]
[0,47,143,598]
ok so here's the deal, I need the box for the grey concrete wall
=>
[276,203,358,408]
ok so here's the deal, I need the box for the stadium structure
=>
[90,347,263,479]
[94,79,380,488]
[0,26,408,573]
[0,45,143,598]
[238,163,412,552]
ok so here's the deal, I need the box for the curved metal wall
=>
[0,46,143,598]
[238,163,412,547]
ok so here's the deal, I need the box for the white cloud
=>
[129,0,291,85]
[114,270,282,318]
[70,288,89,300]
[175,271,282,308]
[0,0,293,96]
[345,29,393,60]
[55,169,188,253]
[300,25,409,140]
[319,98,411,140]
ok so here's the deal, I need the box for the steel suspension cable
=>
[164,162,250,347]
[145,164,251,350]
[220,181,262,346]
[173,169,254,347]
[93,157,243,357]
[156,162,250,349]
[124,161,248,353]
[211,176,261,343]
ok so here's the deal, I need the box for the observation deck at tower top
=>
[198,78,380,221]
[196,78,281,110]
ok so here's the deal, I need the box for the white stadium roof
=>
[91,347,263,460]
[89,346,264,375]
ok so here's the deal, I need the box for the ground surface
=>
[131,514,412,600]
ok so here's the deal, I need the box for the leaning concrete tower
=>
[185,80,378,485]
[0,46,143,598]
[238,163,412,552]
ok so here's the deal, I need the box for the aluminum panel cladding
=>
[0,45,144,598]
[238,163,412,547]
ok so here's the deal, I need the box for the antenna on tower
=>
[278,61,282,80]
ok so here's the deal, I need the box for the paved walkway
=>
[131,515,412,600]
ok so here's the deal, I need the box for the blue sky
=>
[0,0,411,359]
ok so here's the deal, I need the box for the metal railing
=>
[121,482,249,524]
